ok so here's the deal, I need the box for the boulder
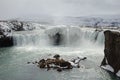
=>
[101,30,120,76]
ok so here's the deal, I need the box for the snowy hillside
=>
[53,16,120,27]
[11,15,120,27]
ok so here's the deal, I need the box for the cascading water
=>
[79,29,104,48]
[13,29,50,47]
[12,26,104,48]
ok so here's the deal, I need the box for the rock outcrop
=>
[10,20,35,31]
[10,20,24,31]
[101,30,120,77]
[0,22,13,47]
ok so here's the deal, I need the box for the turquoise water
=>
[0,46,119,80]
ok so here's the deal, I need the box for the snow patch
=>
[101,65,114,72]
[116,70,120,77]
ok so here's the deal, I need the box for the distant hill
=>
[1,15,120,27]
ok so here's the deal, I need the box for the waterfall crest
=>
[13,26,104,48]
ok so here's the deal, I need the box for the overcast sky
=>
[0,0,120,19]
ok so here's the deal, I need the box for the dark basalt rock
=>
[57,67,62,72]
[53,54,60,59]
[0,23,13,47]
[10,20,24,31]
[101,30,120,74]
[0,36,13,47]
[53,32,62,45]
[48,32,63,46]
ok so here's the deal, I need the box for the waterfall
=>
[13,30,50,47]
[66,27,70,45]
[12,26,104,48]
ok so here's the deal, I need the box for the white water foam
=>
[12,26,104,49]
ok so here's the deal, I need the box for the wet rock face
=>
[101,30,120,73]
[0,36,13,47]
[53,32,63,45]
[0,30,13,47]
[0,22,13,47]
[48,32,64,46]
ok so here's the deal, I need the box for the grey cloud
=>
[0,0,120,19]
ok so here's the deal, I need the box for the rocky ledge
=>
[10,20,36,31]
[0,20,36,47]
[0,22,13,47]
[101,30,120,77]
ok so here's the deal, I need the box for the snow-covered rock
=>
[10,20,24,31]
[0,22,12,37]
[0,22,13,47]
[101,65,114,72]
[8,20,45,31]
[10,20,36,31]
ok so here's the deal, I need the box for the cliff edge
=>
[101,30,120,77]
